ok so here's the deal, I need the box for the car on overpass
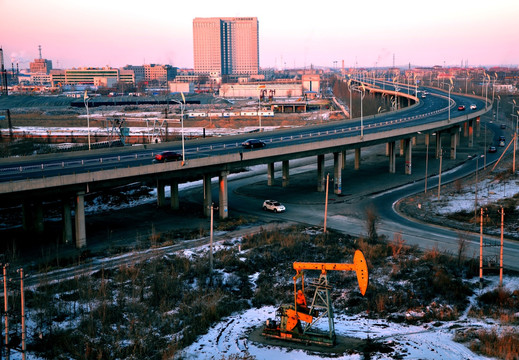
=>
[488,146,497,153]
[470,104,477,110]
[153,151,183,163]
[241,139,266,149]
[458,105,466,111]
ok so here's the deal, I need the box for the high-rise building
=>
[193,17,259,77]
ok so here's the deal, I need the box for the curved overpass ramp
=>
[0,82,492,247]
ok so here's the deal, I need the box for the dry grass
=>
[455,327,519,360]
[7,224,515,359]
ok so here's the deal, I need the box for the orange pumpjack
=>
[262,250,369,346]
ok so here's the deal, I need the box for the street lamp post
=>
[257,85,266,131]
[348,80,365,138]
[445,79,453,123]
[448,85,451,122]
[496,95,500,123]
[350,82,353,119]
[424,132,435,194]
[484,123,487,169]
[512,112,519,173]
[171,95,186,161]
[83,91,91,151]
[484,74,490,110]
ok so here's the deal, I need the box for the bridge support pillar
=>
[62,198,73,244]
[282,160,289,187]
[435,132,442,159]
[34,202,44,233]
[476,117,481,137]
[22,201,44,233]
[463,122,469,137]
[450,127,458,159]
[267,163,275,186]
[170,181,179,210]
[404,138,412,175]
[219,171,229,219]
[385,143,390,156]
[412,136,417,146]
[203,174,212,217]
[388,141,396,173]
[75,192,86,248]
[468,120,474,148]
[22,201,31,231]
[156,180,166,207]
[333,152,343,194]
[399,139,405,156]
[317,154,325,192]
[354,148,361,170]
[341,151,346,169]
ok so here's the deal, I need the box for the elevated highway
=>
[0,81,492,247]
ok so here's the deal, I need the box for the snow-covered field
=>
[178,271,517,360]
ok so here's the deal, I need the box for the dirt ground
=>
[247,325,391,357]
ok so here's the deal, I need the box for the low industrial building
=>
[219,82,303,99]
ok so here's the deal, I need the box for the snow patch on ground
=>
[435,177,519,215]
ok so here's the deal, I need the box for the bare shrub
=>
[473,287,519,323]
[422,245,440,263]
[389,233,406,259]
[457,232,468,267]
[356,237,388,266]
[365,206,379,244]
[454,179,463,193]
[458,327,519,360]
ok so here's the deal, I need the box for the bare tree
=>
[365,206,379,244]
[457,231,468,267]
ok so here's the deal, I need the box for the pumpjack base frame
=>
[262,326,335,347]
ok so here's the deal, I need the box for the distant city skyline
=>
[2,0,518,70]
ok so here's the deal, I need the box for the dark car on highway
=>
[241,139,266,149]
[153,151,183,163]
[488,146,497,153]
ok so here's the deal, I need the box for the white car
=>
[470,104,477,110]
[263,200,286,213]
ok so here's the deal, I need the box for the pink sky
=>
[2,0,518,70]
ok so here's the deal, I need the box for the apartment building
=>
[124,64,177,83]
[30,58,53,74]
[193,17,259,77]
[50,67,135,86]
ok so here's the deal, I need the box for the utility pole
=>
[479,208,484,289]
[474,156,479,222]
[3,264,8,360]
[209,203,214,277]
[499,207,504,287]
[18,269,25,360]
